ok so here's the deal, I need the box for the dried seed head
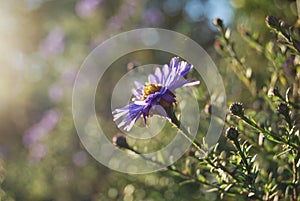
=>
[112,134,130,149]
[229,102,244,116]
[265,16,279,29]
[226,127,239,141]
[213,18,224,27]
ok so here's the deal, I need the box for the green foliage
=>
[151,16,300,201]
[111,11,300,201]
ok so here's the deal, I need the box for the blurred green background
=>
[0,0,297,200]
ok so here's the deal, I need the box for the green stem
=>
[292,150,300,201]
[232,139,251,175]
[129,143,239,196]
[195,152,261,198]
[240,116,299,150]
[165,106,202,152]
[297,0,300,20]
[127,147,167,167]
[166,162,243,197]
[217,23,257,96]
[204,157,242,184]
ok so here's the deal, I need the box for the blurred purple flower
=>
[39,28,65,58]
[61,68,77,86]
[48,84,64,102]
[29,143,47,161]
[119,2,135,18]
[72,151,88,167]
[106,0,139,32]
[107,16,123,31]
[23,108,61,147]
[75,0,102,18]
[144,8,165,26]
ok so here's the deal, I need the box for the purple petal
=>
[134,81,143,89]
[162,64,169,84]
[148,74,158,84]
[150,105,168,117]
[168,79,188,91]
[154,67,162,83]
[162,92,176,102]
[165,69,177,87]
[113,103,147,131]
[132,88,143,98]
[183,80,200,86]
[180,63,193,77]
[170,57,179,69]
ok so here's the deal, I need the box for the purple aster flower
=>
[113,57,200,131]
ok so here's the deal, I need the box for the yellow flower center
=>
[141,83,176,108]
[142,83,162,100]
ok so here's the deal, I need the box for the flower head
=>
[265,16,280,29]
[225,127,239,141]
[229,102,244,117]
[113,57,200,131]
[112,134,130,149]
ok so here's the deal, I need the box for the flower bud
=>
[204,103,212,115]
[226,127,239,141]
[112,134,130,149]
[213,18,224,27]
[265,16,279,29]
[229,102,244,117]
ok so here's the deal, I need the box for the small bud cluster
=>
[226,127,239,141]
[213,18,224,27]
[265,16,280,29]
[229,102,244,117]
[112,134,130,149]
[265,16,300,53]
